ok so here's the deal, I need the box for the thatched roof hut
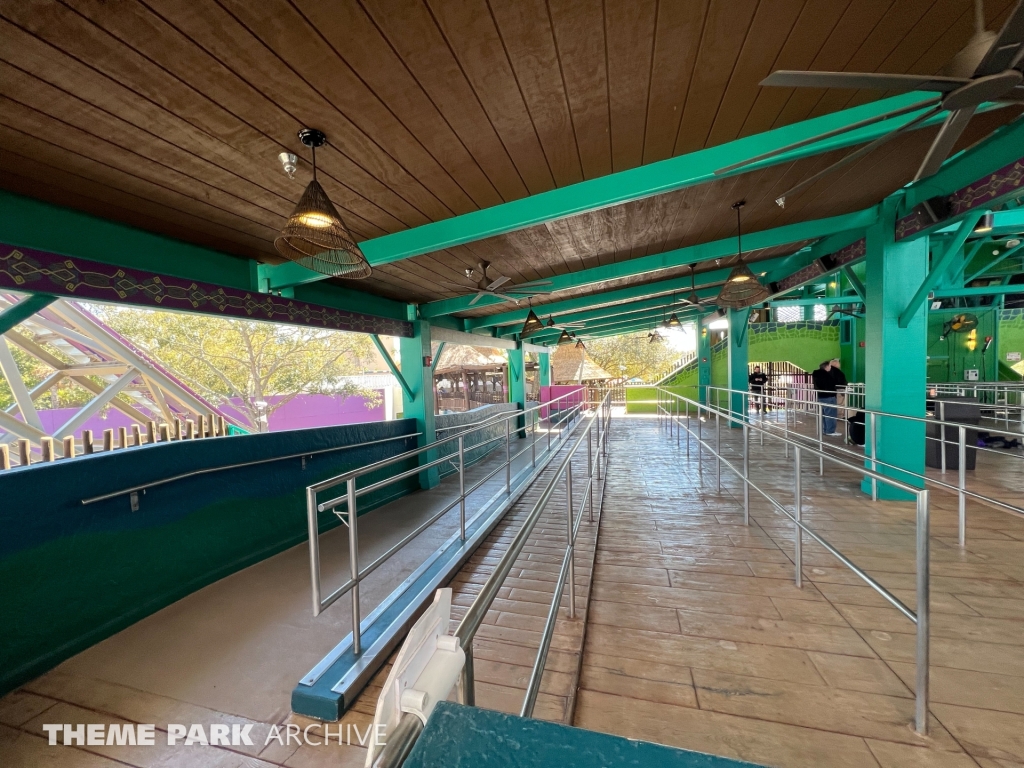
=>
[551,345,613,384]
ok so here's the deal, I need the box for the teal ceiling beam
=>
[965,241,1024,283]
[900,118,1024,229]
[0,293,57,335]
[496,285,727,336]
[899,211,983,328]
[0,191,408,322]
[427,208,878,318]
[768,296,864,307]
[355,94,960,269]
[932,284,1023,298]
[371,335,413,400]
[532,306,702,342]
[841,266,866,301]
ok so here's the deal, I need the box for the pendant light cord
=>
[311,145,317,182]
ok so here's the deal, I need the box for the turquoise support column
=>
[508,342,527,435]
[698,318,711,404]
[538,351,551,387]
[727,308,751,428]
[861,200,927,500]
[400,313,439,489]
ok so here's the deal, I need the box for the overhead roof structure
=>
[1,0,1023,344]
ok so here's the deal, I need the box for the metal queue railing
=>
[368,394,612,768]
[704,385,1024,548]
[454,392,612,717]
[655,387,933,735]
[304,387,589,656]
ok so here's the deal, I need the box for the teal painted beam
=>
[727,308,751,428]
[357,94,954,268]
[434,208,876,318]
[769,296,864,307]
[431,341,447,373]
[530,306,703,342]
[399,319,439,489]
[933,284,1024,298]
[898,211,983,328]
[842,266,866,301]
[0,293,57,335]
[371,334,413,400]
[965,241,1024,283]
[0,191,408,322]
[902,118,1024,219]
[538,352,551,386]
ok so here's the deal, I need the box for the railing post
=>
[505,419,511,494]
[531,409,537,468]
[459,435,466,541]
[915,489,930,736]
[794,446,803,589]
[460,644,475,706]
[716,410,721,493]
[587,426,594,523]
[958,426,966,547]
[939,402,947,474]
[743,421,750,526]
[566,463,576,619]
[348,478,361,656]
[817,400,823,476]
[870,413,878,501]
[697,405,703,483]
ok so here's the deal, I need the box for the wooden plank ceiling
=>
[0,0,1020,320]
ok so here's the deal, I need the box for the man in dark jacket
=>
[811,360,841,436]
[748,365,768,413]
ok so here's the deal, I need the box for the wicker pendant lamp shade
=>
[275,130,372,279]
[716,200,769,309]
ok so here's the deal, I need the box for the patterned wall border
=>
[0,244,413,338]
[896,158,1024,241]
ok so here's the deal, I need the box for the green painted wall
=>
[1000,308,1024,378]
[926,307,1000,383]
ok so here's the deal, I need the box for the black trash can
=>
[847,411,865,446]
[925,397,981,470]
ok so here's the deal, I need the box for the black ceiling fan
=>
[720,0,1024,207]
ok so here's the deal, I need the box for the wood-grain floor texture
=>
[574,414,1024,768]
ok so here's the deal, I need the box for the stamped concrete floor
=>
[574,415,1024,768]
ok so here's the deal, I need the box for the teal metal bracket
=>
[841,266,866,301]
[430,342,446,373]
[898,211,982,328]
[965,240,1024,284]
[371,335,413,400]
[254,261,326,295]
[0,293,57,335]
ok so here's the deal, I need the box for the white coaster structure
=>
[0,292,240,464]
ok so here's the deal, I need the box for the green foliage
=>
[585,331,684,383]
[90,306,381,430]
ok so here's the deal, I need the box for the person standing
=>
[748,365,768,414]
[811,360,841,436]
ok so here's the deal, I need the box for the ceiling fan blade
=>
[715,98,938,175]
[468,292,485,306]
[486,275,511,291]
[774,104,942,207]
[516,279,554,287]
[760,70,968,93]
[913,106,977,181]
[974,0,1024,76]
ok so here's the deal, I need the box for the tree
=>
[90,305,380,430]
[585,331,687,383]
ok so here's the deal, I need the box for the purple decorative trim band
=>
[771,237,866,294]
[773,262,824,293]
[0,244,413,338]
[831,238,866,267]
[897,158,1024,240]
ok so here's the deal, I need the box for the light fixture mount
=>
[298,128,327,149]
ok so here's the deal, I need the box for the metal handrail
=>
[304,387,593,662]
[655,386,931,735]
[80,431,423,506]
[702,384,1024,547]
[453,393,612,718]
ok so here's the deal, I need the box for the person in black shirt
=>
[748,365,768,413]
[811,360,841,436]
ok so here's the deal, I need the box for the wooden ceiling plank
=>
[705,0,807,148]
[806,0,937,120]
[0,8,410,236]
[546,0,612,181]
[642,1,707,165]
[739,0,855,137]
[487,0,584,188]
[358,0,530,205]
[0,71,292,234]
[291,0,505,212]
[0,114,283,245]
[769,0,898,129]
[0,153,274,260]
[424,0,556,196]
[605,0,658,172]
[501,222,575,277]
[214,0,477,219]
[673,0,761,156]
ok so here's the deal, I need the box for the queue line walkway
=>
[574,415,1024,768]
